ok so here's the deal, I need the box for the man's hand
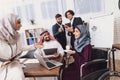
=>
[47,53,60,59]
[34,43,43,48]
[54,53,60,58]
[58,27,63,32]
[67,50,76,54]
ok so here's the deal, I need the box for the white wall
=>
[0,0,120,44]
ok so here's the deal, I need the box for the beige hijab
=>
[0,13,20,45]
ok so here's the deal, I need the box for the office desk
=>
[23,57,63,80]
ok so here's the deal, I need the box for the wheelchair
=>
[60,47,108,80]
[98,44,120,80]
[80,48,108,80]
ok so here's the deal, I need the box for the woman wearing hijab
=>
[0,13,37,80]
[62,25,92,80]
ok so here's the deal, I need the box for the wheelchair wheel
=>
[98,71,120,80]
[98,71,109,80]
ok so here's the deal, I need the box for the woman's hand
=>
[1,60,11,67]
[67,50,76,54]
[34,43,43,48]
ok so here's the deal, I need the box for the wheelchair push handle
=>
[112,44,120,50]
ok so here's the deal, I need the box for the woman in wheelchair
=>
[62,25,92,80]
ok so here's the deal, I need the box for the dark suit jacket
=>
[52,23,66,49]
[72,17,83,29]
[71,17,83,50]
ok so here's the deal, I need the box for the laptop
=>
[42,48,58,58]
[34,53,63,70]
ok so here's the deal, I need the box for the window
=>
[40,0,67,19]
[25,28,43,45]
[13,3,35,24]
[40,0,59,19]
[74,0,105,14]
[61,0,67,16]
[13,6,22,21]
[25,4,35,22]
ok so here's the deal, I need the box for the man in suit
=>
[52,14,67,49]
[65,10,83,28]
[65,10,83,49]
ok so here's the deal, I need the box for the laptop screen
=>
[43,48,57,55]
[34,52,63,69]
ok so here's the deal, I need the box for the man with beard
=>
[34,30,64,58]
[34,30,64,80]
[52,14,67,49]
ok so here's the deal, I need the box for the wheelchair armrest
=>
[80,59,107,77]
[83,59,107,66]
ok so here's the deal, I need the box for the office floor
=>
[110,76,120,80]
[110,50,120,71]
[109,50,120,80]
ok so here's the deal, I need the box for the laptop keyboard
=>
[46,62,56,68]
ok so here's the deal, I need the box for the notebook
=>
[34,53,63,70]
[42,48,58,58]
